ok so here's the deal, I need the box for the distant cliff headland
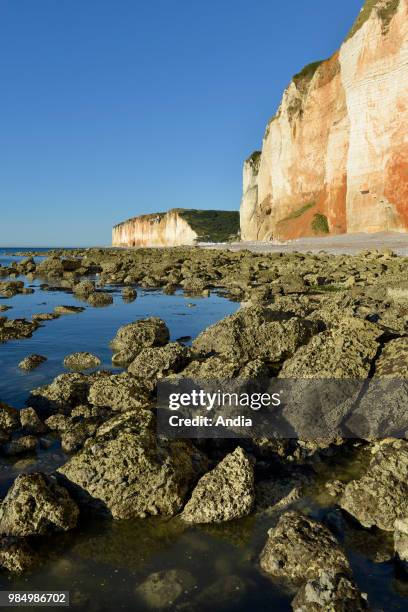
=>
[240,0,408,240]
[112,209,240,247]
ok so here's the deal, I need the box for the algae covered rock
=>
[0,402,19,434]
[259,511,350,581]
[19,407,47,434]
[58,410,208,519]
[29,373,91,414]
[111,317,170,366]
[63,352,101,370]
[374,337,408,378]
[279,317,381,378]
[181,447,254,524]
[88,372,151,411]
[193,305,316,367]
[128,343,190,379]
[292,570,368,611]
[135,568,196,609]
[18,354,47,371]
[0,472,79,536]
[0,536,38,573]
[340,439,408,531]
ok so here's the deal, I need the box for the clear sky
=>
[0,0,363,246]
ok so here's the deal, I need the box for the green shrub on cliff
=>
[176,209,240,243]
[311,213,329,235]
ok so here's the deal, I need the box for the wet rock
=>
[37,256,64,277]
[182,447,254,523]
[20,407,47,434]
[279,317,381,378]
[187,574,250,611]
[73,280,95,297]
[32,312,60,321]
[0,536,38,573]
[111,317,170,366]
[135,568,196,609]
[2,435,38,456]
[128,343,190,379]
[0,317,39,342]
[394,518,408,564]
[0,472,79,536]
[122,286,137,301]
[88,373,151,411]
[339,439,408,531]
[193,306,316,367]
[45,414,71,432]
[18,354,47,371]
[259,511,351,581]
[63,352,101,370]
[30,373,91,415]
[54,305,85,315]
[87,291,113,307]
[292,570,368,611]
[58,410,207,519]
[0,402,19,434]
[0,304,11,312]
[60,421,99,453]
[178,355,269,380]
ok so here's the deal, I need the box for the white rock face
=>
[241,0,408,241]
[112,210,198,247]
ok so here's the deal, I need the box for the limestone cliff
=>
[241,0,408,240]
[112,209,239,247]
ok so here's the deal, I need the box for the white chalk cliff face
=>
[112,211,198,247]
[240,0,408,240]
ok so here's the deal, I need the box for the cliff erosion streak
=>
[241,0,408,241]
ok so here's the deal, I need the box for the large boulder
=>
[259,512,351,581]
[181,447,254,524]
[110,317,170,366]
[192,306,317,366]
[279,317,381,378]
[58,410,208,519]
[0,472,79,536]
[340,439,408,531]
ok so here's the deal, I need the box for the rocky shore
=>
[1,245,408,608]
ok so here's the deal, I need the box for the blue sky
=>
[0,0,363,246]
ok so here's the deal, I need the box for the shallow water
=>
[0,249,407,611]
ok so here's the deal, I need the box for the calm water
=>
[0,248,407,611]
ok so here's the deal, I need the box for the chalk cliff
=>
[112,209,239,247]
[240,0,408,240]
